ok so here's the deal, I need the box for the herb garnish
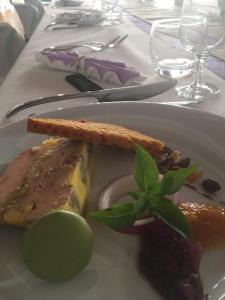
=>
[91,145,200,238]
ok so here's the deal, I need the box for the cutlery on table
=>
[45,21,78,30]
[40,35,128,53]
[45,11,105,30]
[6,79,177,118]
[40,35,121,52]
[69,34,128,52]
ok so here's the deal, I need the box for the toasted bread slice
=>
[27,118,165,158]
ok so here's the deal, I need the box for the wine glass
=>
[176,0,225,101]
[150,18,194,79]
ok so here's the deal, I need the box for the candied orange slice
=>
[180,202,225,249]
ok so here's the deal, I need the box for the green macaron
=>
[23,210,94,282]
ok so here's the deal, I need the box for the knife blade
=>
[6,79,177,118]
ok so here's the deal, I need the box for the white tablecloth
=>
[0,8,225,124]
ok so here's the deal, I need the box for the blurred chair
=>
[0,0,25,37]
[25,0,45,18]
[13,2,40,38]
[0,22,25,83]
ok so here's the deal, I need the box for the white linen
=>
[0,9,225,124]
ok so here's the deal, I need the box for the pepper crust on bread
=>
[27,117,189,172]
[27,118,165,157]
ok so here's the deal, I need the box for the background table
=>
[0,4,225,125]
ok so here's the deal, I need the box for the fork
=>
[45,21,75,31]
[79,34,128,52]
[41,34,128,53]
[41,35,121,53]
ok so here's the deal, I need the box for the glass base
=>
[101,11,122,25]
[176,82,220,102]
[101,18,121,25]
[154,58,193,79]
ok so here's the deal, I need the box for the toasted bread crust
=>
[27,118,165,157]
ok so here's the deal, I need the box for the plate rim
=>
[2,101,225,131]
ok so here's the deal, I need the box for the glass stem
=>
[192,54,205,87]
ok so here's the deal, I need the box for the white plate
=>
[0,102,225,300]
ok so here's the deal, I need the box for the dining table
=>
[1,2,225,300]
[0,0,225,125]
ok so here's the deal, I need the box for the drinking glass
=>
[176,0,225,101]
[150,18,194,79]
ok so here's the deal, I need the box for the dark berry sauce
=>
[138,219,206,300]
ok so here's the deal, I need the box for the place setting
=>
[6,31,178,121]
[36,0,225,117]
[45,0,124,30]
[45,10,105,30]
[6,0,225,121]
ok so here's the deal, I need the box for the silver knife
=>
[6,79,177,118]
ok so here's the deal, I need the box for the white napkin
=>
[36,50,144,86]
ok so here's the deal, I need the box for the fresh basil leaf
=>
[134,144,159,193]
[127,191,141,201]
[128,191,150,202]
[131,199,148,216]
[158,162,201,195]
[90,202,136,230]
[91,199,148,230]
[155,197,192,239]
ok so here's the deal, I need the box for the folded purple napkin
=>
[36,50,144,85]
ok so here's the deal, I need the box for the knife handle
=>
[65,74,103,92]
